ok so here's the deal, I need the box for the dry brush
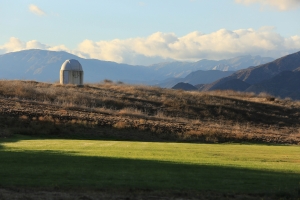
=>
[0,80,299,144]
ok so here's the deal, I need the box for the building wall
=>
[60,70,83,85]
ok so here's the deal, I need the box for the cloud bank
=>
[1,28,300,65]
[29,4,46,16]
[235,0,300,11]
[0,37,69,54]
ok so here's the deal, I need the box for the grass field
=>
[0,135,299,198]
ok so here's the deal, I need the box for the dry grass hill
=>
[0,80,300,144]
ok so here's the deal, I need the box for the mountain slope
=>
[201,51,300,91]
[246,71,300,99]
[183,70,234,85]
[231,51,300,84]
[211,79,251,92]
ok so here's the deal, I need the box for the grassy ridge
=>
[0,135,299,196]
[1,80,300,144]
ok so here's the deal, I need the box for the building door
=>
[63,71,69,84]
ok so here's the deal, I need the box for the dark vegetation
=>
[0,80,300,144]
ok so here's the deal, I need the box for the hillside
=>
[0,80,299,144]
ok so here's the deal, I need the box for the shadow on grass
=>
[0,146,299,198]
[0,113,187,143]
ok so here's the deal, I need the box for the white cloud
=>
[29,4,46,16]
[76,28,300,64]
[1,28,300,65]
[0,37,48,53]
[0,37,71,55]
[48,45,69,52]
[235,0,300,11]
[0,37,24,53]
[26,40,48,49]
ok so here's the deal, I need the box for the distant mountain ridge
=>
[157,70,235,88]
[194,50,300,100]
[149,55,274,78]
[0,49,274,84]
[0,49,155,83]
[200,51,300,92]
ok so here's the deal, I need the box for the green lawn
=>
[0,135,299,195]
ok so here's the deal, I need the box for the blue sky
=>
[1,0,300,65]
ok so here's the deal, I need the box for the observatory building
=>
[60,59,84,85]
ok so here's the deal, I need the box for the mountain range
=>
[3,49,300,99]
[0,49,273,85]
[157,70,235,88]
[0,50,154,83]
[196,51,300,99]
[150,55,273,77]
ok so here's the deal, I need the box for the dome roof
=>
[60,59,83,71]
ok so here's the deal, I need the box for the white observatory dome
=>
[60,59,83,71]
[60,59,84,85]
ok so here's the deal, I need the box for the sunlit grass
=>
[0,135,299,195]
[2,136,299,172]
